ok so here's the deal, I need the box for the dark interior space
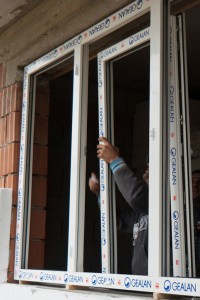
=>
[44,71,73,270]
[185,5,200,277]
[84,44,150,274]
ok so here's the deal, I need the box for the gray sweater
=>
[110,158,149,275]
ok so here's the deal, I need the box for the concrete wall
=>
[0,0,131,86]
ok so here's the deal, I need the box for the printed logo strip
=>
[15,68,30,271]
[98,55,111,273]
[26,0,151,74]
[14,269,200,296]
[169,17,185,276]
[97,27,150,273]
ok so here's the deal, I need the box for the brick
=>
[8,239,15,272]
[5,83,22,115]
[0,176,5,187]
[10,207,17,239]
[12,83,22,112]
[32,145,48,175]
[28,240,45,269]
[6,143,20,175]
[34,115,48,145]
[30,209,46,239]
[0,89,5,117]
[5,174,19,205]
[7,271,17,283]
[0,117,6,146]
[35,86,50,115]
[6,112,21,143]
[0,64,6,89]
[5,86,12,116]
[32,176,47,207]
[0,146,6,176]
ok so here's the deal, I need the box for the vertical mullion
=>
[178,14,195,277]
[109,62,118,274]
[169,16,186,277]
[148,0,163,276]
[67,46,83,272]
[23,76,36,269]
[98,55,111,273]
[77,45,89,271]
[15,70,31,272]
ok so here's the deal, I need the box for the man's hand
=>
[88,172,100,195]
[97,137,119,164]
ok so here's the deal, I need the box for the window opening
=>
[84,57,101,273]
[110,45,150,274]
[97,27,151,274]
[184,4,200,278]
[23,56,74,271]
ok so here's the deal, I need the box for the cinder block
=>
[34,115,48,145]
[28,240,45,269]
[5,174,19,205]
[6,143,20,175]
[32,145,48,175]
[10,207,17,239]
[6,112,21,143]
[35,86,50,116]
[0,117,6,146]
[30,209,46,239]
[32,176,47,207]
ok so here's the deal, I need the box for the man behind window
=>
[89,137,149,275]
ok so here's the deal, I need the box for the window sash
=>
[97,28,151,274]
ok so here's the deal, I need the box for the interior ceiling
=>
[0,0,41,35]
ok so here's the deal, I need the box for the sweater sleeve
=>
[110,158,148,214]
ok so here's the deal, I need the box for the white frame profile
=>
[97,27,151,274]
[14,0,200,297]
[169,16,186,277]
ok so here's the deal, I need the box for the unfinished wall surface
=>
[0,0,133,283]
[0,0,132,85]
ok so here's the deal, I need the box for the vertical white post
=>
[0,189,12,282]
[98,56,111,273]
[178,14,195,277]
[77,45,89,271]
[169,16,186,276]
[148,0,163,276]
[67,45,83,272]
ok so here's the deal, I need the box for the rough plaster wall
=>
[0,0,132,85]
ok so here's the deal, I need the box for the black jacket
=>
[111,158,149,275]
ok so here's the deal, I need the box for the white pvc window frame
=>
[14,0,200,297]
[169,16,186,277]
[97,28,151,274]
